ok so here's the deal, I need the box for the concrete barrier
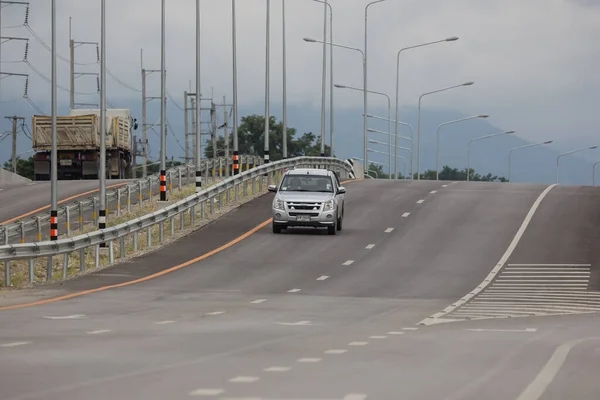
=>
[0,168,31,184]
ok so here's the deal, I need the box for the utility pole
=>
[223,95,229,160]
[68,17,98,109]
[184,90,189,162]
[190,96,196,161]
[0,1,28,102]
[211,101,217,160]
[5,116,25,173]
[140,48,161,178]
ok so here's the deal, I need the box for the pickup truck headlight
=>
[323,200,334,211]
[273,198,285,210]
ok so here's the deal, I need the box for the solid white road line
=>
[0,341,31,348]
[419,184,557,325]
[466,328,537,333]
[515,338,593,400]
[86,329,112,335]
[342,260,355,266]
[317,275,329,281]
[228,376,260,383]
[401,212,410,218]
[296,358,322,363]
[365,244,375,249]
[507,264,591,267]
[288,288,301,293]
[384,228,394,233]
[250,299,268,304]
[188,388,225,396]
[416,199,424,204]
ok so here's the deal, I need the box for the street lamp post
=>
[319,0,328,156]
[160,0,167,201]
[196,0,202,189]
[436,115,489,180]
[368,132,412,179]
[507,140,553,182]
[556,146,598,184]
[467,130,515,181]
[367,114,414,143]
[336,84,391,178]
[264,0,271,169]
[232,0,239,175]
[303,37,365,164]
[50,0,58,244]
[312,0,334,156]
[282,0,287,158]
[364,0,387,170]
[594,161,600,186]
[98,0,107,246]
[395,37,458,181]
[417,82,474,180]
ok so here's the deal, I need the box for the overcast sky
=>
[1,0,599,159]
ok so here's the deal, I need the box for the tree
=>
[416,165,507,182]
[204,114,331,160]
[366,163,389,179]
[2,157,34,180]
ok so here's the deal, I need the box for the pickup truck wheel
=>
[272,224,282,234]
[327,224,336,235]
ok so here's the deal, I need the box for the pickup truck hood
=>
[276,191,334,203]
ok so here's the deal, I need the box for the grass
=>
[0,174,273,289]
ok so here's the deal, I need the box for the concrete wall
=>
[0,168,31,183]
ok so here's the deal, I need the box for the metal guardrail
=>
[0,155,261,244]
[0,156,355,287]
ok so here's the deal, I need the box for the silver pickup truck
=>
[267,168,346,235]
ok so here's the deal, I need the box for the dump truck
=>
[31,108,138,180]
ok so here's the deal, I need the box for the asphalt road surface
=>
[0,180,599,400]
[0,179,131,225]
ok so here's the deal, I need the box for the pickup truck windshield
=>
[280,175,334,193]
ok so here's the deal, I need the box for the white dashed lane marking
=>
[348,341,368,346]
[430,190,437,194]
[384,228,394,233]
[228,376,260,383]
[401,212,410,218]
[369,335,387,339]
[365,244,375,249]
[43,314,86,320]
[416,199,424,204]
[287,288,301,293]
[325,349,348,354]
[342,260,355,266]
[1,341,31,348]
[264,366,292,372]
[442,184,448,187]
[156,320,175,324]
[403,327,418,331]
[297,358,322,363]
[205,311,226,316]
[250,299,268,304]
[188,388,225,396]
[387,331,405,335]
[86,329,112,335]
[317,275,330,281]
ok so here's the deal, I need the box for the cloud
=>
[1,0,599,161]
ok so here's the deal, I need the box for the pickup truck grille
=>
[286,202,322,211]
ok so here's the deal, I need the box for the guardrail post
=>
[19,221,25,244]
[3,227,9,287]
[108,241,114,264]
[133,231,138,252]
[116,189,122,217]
[147,227,152,249]
[259,175,264,192]
[168,170,173,194]
[190,205,195,225]
[79,248,85,272]
[138,181,143,207]
[78,202,84,232]
[92,197,98,226]
[126,186,131,212]
[120,237,126,259]
[62,253,68,279]
[209,195,215,214]
[186,164,191,186]
[218,190,222,210]
[64,206,71,237]
[147,177,152,199]
[94,246,100,269]
[219,159,223,178]
[159,222,164,245]
[178,167,183,191]
[180,211,185,230]
[46,256,53,281]
[36,216,42,241]
[28,259,34,283]
[170,216,175,237]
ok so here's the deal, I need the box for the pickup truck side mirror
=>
[267,184,277,193]
[337,186,346,194]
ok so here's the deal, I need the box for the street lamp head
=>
[463,81,475,86]
[334,84,346,89]
[505,130,516,134]
[367,128,377,133]
[478,114,490,118]
[303,37,317,43]
[543,140,553,144]
[590,145,598,150]
[446,36,459,41]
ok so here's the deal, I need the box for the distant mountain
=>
[2,100,596,186]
